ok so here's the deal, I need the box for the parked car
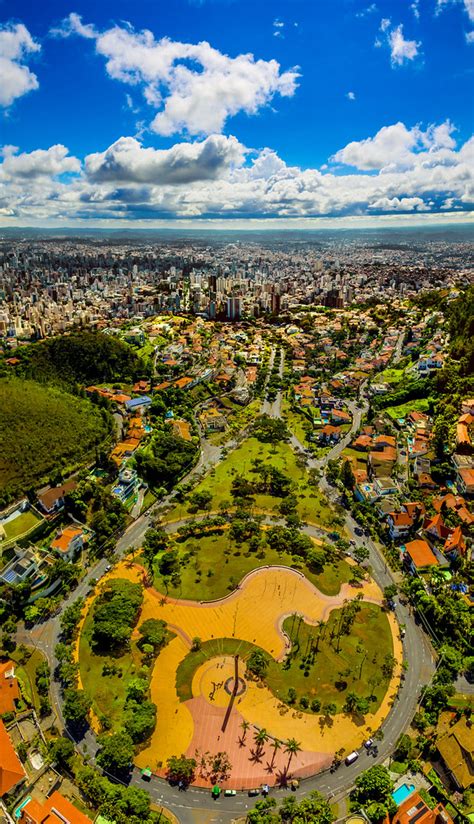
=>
[224,789,236,797]
[364,739,373,749]
[248,789,260,796]
[354,527,364,536]
[345,751,359,765]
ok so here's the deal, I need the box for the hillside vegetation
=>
[0,378,113,505]
[5,331,145,385]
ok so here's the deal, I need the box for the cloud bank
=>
[1,120,472,224]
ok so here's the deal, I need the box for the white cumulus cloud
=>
[376,19,421,66]
[0,22,41,108]
[85,134,246,184]
[1,144,81,178]
[54,15,300,137]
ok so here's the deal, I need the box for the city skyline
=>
[1,0,473,229]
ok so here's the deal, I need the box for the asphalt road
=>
[17,377,436,824]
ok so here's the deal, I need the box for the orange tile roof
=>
[51,527,83,553]
[392,790,453,824]
[0,719,25,796]
[22,790,93,824]
[405,539,439,568]
[0,661,20,715]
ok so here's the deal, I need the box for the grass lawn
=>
[11,647,47,712]
[265,603,393,713]
[342,447,368,471]
[79,608,144,732]
[141,489,157,514]
[164,436,339,529]
[2,510,43,541]
[153,532,353,601]
[282,399,311,446]
[176,638,257,701]
[385,398,431,421]
[378,367,407,386]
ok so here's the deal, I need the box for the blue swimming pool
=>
[392,783,415,807]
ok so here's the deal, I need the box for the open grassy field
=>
[0,378,113,504]
[265,603,393,712]
[2,510,43,541]
[164,436,339,528]
[385,397,431,420]
[153,531,353,601]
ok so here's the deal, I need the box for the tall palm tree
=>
[284,738,302,771]
[254,728,269,752]
[240,720,250,741]
[270,738,281,769]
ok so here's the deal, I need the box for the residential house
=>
[461,399,474,415]
[456,467,474,496]
[319,424,340,444]
[0,661,20,715]
[373,477,399,497]
[404,539,439,574]
[168,418,193,441]
[37,480,77,515]
[403,501,426,521]
[331,408,351,425]
[387,511,413,540]
[125,396,152,413]
[352,434,372,451]
[373,434,397,451]
[0,546,40,586]
[456,414,473,454]
[443,526,467,559]
[132,379,151,394]
[391,789,453,824]
[432,493,474,526]
[424,514,452,542]
[20,791,93,824]
[112,468,139,502]
[0,719,26,796]
[199,407,226,432]
[110,438,141,466]
[418,472,438,490]
[437,716,474,789]
[51,526,84,562]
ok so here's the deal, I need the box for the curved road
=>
[18,379,435,823]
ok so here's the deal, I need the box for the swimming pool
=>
[392,783,415,807]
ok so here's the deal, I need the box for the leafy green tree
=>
[50,736,75,769]
[351,765,394,808]
[166,754,196,785]
[340,459,356,491]
[63,688,91,726]
[97,731,134,774]
[138,618,167,650]
[247,649,270,678]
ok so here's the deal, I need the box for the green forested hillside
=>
[0,379,113,505]
[5,331,145,385]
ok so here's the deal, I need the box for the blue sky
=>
[0,0,473,228]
